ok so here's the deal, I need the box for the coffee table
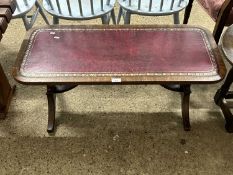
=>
[13,25,226,132]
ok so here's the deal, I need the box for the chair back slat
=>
[138,0,141,10]
[149,0,152,11]
[129,0,131,6]
[178,0,182,6]
[46,0,54,10]
[23,0,28,6]
[90,0,94,15]
[55,0,61,14]
[106,0,111,5]
[78,0,83,16]
[101,0,103,11]
[170,0,175,10]
[124,0,187,12]
[66,0,72,16]
[15,0,21,12]
[160,0,164,11]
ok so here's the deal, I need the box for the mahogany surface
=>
[0,17,8,33]
[13,25,226,132]
[0,7,12,22]
[14,25,225,84]
[0,0,16,13]
[0,0,15,118]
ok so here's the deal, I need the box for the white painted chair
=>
[117,0,189,24]
[42,0,116,24]
[13,0,49,30]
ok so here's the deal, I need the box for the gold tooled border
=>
[20,27,218,78]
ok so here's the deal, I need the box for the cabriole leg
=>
[46,86,56,133]
[181,84,191,131]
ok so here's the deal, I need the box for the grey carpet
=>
[0,1,233,174]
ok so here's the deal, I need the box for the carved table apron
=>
[13,25,226,132]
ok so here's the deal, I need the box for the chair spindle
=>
[101,0,104,11]
[46,0,54,10]
[138,0,141,10]
[149,0,153,11]
[129,0,131,6]
[170,0,175,10]
[78,0,83,16]
[23,0,28,6]
[160,0,164,11]
[66,0,72,16]
[90,0,94,15]
[15,0,21,12]
[106,0,111,5]
[178,0,182,6]
[55,0,62,14]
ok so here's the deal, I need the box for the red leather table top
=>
[13,25,226,84]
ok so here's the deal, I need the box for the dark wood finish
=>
[0,0,16,13]
[13,25,226,132]
[0,8,12,22]
[0,65,15,118]
[0,17,8,33]
[0,0,16,118]
[183,0,233,43]
[183,0,193,24]
[214,25,233,133]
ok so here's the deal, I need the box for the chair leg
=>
[101,14,110,24]
[22,15,32,31]
[53,16,59,24]
[117,7,123,24]
[183,0,194,24]
[111,9,116,24]
[173,12,180,24]
[124,11,131,24]
[35,0,50,25]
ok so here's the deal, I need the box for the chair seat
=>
[118,0,189,15]
[198,0,233,25]
[13,0,36,17]
[43,0,115,20]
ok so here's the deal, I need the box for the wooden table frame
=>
[0,0,16,118]
[13,25,226,132]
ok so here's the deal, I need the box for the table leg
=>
[46,86,56,133]
[214,67,233,133]
[181,84,191,131]
[0,64,15,118]
[161,84,191,131]
[46,85,77,132]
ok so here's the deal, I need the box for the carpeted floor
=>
[0,1,233,174]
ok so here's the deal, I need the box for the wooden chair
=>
[42,0,116,24]
[117,0,190,24]
[183,0,233,43]
[13,0,49,30]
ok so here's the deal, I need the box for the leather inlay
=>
[20,27,217,78]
